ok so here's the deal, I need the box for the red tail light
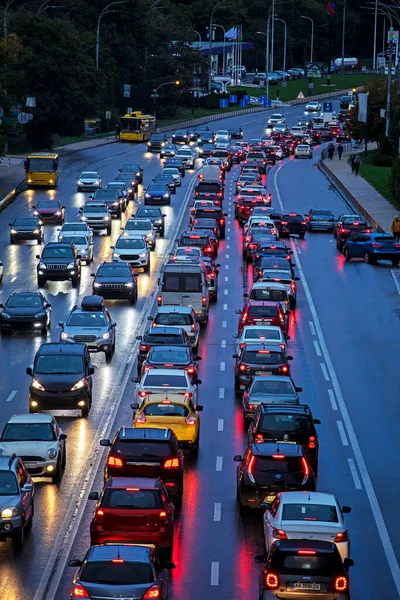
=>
[281,221,288,225]
[291,282,296,291]
[247,455,255,476]
[186,367,195,374]
[185,416,197,426]
[264,572,279,589]
[280,365,289,373]
[245,236,251,242]
[191,323,196,330]
[272,527,287,539]
[205,246,212,252]
[95,509,104,522]
[334,530,349,542]
[164,458,180,469]
[107,456,123,467]
[395,244,400,248]
[112,558,125,563]
[143,586,161,599]
[255,433,264,443]
[239,364,246,371]
[140,345,151,352]
[272,454,285,459]
[138,391,149,398]
[298,549,316,555]
[335,576,348,592]
[135,414,146,423]
[241,310,248,323]
[72,584,90,598]
[220,219,225,225]
[308,435,316,449]
[302,456,310,476]
[157,295,162,305]
[371,243,382,248]
[301,221,306,225]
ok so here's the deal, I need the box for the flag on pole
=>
[225,26,238,39]
[237,26,243,42]
[326,1,335,16]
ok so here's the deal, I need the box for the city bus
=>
[119,111,156,142]
[25,152,59,187]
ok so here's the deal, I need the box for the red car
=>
[235,300,288,335]
[32,199,65,224]
[89,477,175,559]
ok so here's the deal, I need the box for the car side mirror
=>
[36,255,41,260]
[162,214,167,217]
[131,376,140,383]
[26,367,33,376]
[243,293,249,298]
[196,405,204,411]
[111,321,117,328]
[287,355,293,360]
[232,354,239,359]
[88,491,99,500]
[136,335,143,341]
[59,433,67,441]
[343,558,354,568]
[164,561,176,570]
[295,386,303,392]
[0,304,3,309]
[99,439,111,447]
[88,366,95,375]
[21,484,33,492]
[90,273,96,277]
[233,455,242,462]
[342,506,352,514]
[68,559,82,567]
[195,356,202,361]
[295,277,300,281]
[110,245,115,249]
[131,402,139,410]
[286,335,290,340]
[147,316,153,321]
[313,418,321,425]
[235,309,242,314]
[195,379,202,385]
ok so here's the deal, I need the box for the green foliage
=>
[349,79,400,143]
[372,152,393,167]
[378,135,394,157]
[391,158,400,208]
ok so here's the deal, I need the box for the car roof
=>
[43,242,74,248]
[147,326,185,335]
[156,306,193,314]
[8,291,42,297]
[252,374,295,383]
[107,477,159,489]
[7,413,53,424]
[37,342,86,355]
[246,300,280,307]
[250,442,304,457]
[252,281,286,289]
[242,343,284,352]
[143,368,187,377]
[279,491,337,505]
[87,544,152,563]
[258,403,311,415]
[117,427,172,440]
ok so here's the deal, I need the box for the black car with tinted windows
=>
[199,143,215,158]
[153,173,176,193]
[160,143,177,159]
[141,344,201,382]
[192,206,227,238]
[9,216,44,244]
[92,189,124,218]
[229,126,243,139]
[197,133,214,147]
[194,180,224,201]
[279,213,307,238]
[335,215,370,251]
[27,342,94,416]
[136,326,191,373]
[171,129,189,144]
[147,133,168,152]
[119,163,143,184]
[319,127,334,141]
[248,403,321,472]
[233,344,293,394]
[115,172,138,198]
[36,242,81,288]
[191,217,221,240]
[178,231,215,258]
[134,206,166,236]
[0,291,51,333]
[164,158,185,177]
[92,261,138,303]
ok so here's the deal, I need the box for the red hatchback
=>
[235,300,287,336]
[89,477,175,559]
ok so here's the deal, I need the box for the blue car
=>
[344,232,400,265]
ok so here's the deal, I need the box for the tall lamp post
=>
[36,0,64,17]
[3,0,16,37]
[274,17,287,71]
[341,0,347,81]
[214,23,227,74]
[96,1,127,69]
[301,15,314,63]
[208,0,227,91]
[193,30,202,48]
[152,80,180,119]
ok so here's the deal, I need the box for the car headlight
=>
[145,233,152,238]
[33,312,45,319]
[163,193,169,198]
[93,282,102,288]
[47,448,57,459]
[136,172,141,177]
[33,229,40,234]
[139,253,147,258]
[32,379,45,391]
[155,219,162,224]
[112,201,119,206]
[113,252,120,258]
[125,282,134,287]
[81,216,87,221]
[71,379,85,391]
[10,228,17,233]
[39,262,47,269]
[67,262,75,269]
[77,180,83,185]
[104,215,110,221]
[148,142,152,146]
[33,210,38,215]
[1,507,17,519]
[61,332,70,339]
[128,188,132,193]
[145,194,151,199]
[1,312,11,319]
[55,211,62,216]
[100,332,110,339]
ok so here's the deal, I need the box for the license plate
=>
[24,463,37,469]
[292,583,321,590]
[264,495,276,503]
[256,371,272,375]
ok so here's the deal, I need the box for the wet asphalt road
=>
[0,102,400,600]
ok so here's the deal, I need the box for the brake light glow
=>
[96,509,104,519]
[302,457,310,476]
[371,243,382,248]
[272,527,287,539]
[185,416,197,426]
[264,572,279,589]
[157,295,162,305]
[140,345,151,352]
[281,221,288,225]
[187,367,195,374]
[126,487,140,491]
[395,244,400,248]
[161,399,171,404]
[112,559,124,564]
[164,458,180,468]
[280,365,289,373]
[202,296,207,306]
[72,584,90,598]
[255,433,264,443]
[108,456,123,467]
[335,576,348,592]
[308,436,316,449]
[258,350,270,354]
[205,246,212,252]
[143,586,161,599]
[272,454,285,459]
[334,531,349,542]
[138,391,148,398]
[298,550,316,555]
[239,364,246,371]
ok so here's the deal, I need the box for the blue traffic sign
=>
[220,99,228,108]
[265,99,272,108]
[243,95,250,102]
[323,102,333,112]
[229,95,237,104]
[240,99,248,108]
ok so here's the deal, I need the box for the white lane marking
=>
[220,361,226,371]
[221,340,226,348]
[214,502,222,521]
[10,276,17,283]
[225,254,230,259]
[390,270,400,295]
[337,420,349,446]
[226,244,230,249]
[216,456,223,471]
[224,276,229,282]
[328,389,338,411]
[227,228,231,232]
[273,162,400,595]
[6,390,17,402]
[218,418,224,431]
[313,340,322,356]
[211,561,220,586]
[348,458,362,489]
[227,235,231,240]
[224,289,228,295]
[320,363,329,381]
[222,320,227,328]
[219,387,225,398]
[223,303,228,310]
[309,321,316,335]
[225,264,229,269]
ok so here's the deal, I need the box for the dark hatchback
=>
[233,344,292,393]
[27,342,94,416]
[136,326,191,373]
[115,173,138,198]
[192,206,227,238]
[141,344,201,382]
[199,143,216,158]
[144,183,171,206]
[171,129,190,144]
[147,132,168,152]
[36,242,81,288]
[279,213,307,238]
[134,206,166,236]
[164,158,185,177]
[92,262,138,303]
[234,443,316,510]
[92,189,124,218]
[153,173,176,193]
[120,162,143,183]
[335,216,370,251]
[0,291,51,333]
[9,216,44,244]
[32,199,65,225]
[100,427,184,505]
[178,231,215,258]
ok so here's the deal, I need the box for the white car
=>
[58,222,93,243]
[233,324,288,354]
[271,145,284,160]
[58,233,94,264]
[248,281,290,314]
[150,305,200,348]
[244,217,278,238]
[77,171,102,192]
[173,246,203,261]
[263,491,351,562]
[294,144,313,159]
[175,148,195,169]
[0,413,67,481]
[215,129,231,141]
[132,368,200,406]
[258,268,299,307]
[268,113,285,126]
[111,235,150,271]
[162,167,181,186]
[121,218,156,250]
[215,137,230,149]
[290,126,306,138]
[304,101,322,112]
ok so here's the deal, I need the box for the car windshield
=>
[107,183,124,190]
[36,201,59,209]
[143,374,187,387]
[247,306,278,317]
[61,236,88,245]
[80,172,98,178]
[2,422,55,441]
[148,184,167,191]
[155,313,192,326]
[260,413,312,433]
[67,313,107,327]
[244,328,281,341]
[42,246,74,259]
[83,204,106,213]
[250,379,295,396]
[28,158,57,172]
[284,215,303,222]
[0,472,18,495]
[116,238,146,250]
[150,348,190,363]
[242,350,283,364]
[136,209,160,217]
[35,355,84,374]
[162,273,202,292]
[103,488,161,509]
[261,270,292,281]
[93,191,117,199]
[80,562,153,585]
[14,218,38,226]
[6,295,42,308]
[376,236,397,243]
[125,221,151,230]
[62,224,87,232]
[282,503,339,523]
[251,289,287,302]
[143,403,189,417]
[122,164,140,173]
[97,265,130,277]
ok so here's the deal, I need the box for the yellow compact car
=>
[131,396,203,454]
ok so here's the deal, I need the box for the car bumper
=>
[29,388,90,410]
[261,591,350,600]
[78,184,100,191]
[114,256,149,267]
[372,252,400,260]
[91,528,173,549]
[280,227,307,236]
[1,317,46,330]
[93,288,136,300]
[145,197,170,205]
[82,221,110,230]
[10,232,41,240]
[0,517,23,538]
[23,458,58,477]
[61,338,112,352]
[37,269,77,281]
[308,222,334,230]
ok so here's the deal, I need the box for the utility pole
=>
[271,0,275,72]
[341,0,346,81]
[387,26,394,137]
[373,0,378,71]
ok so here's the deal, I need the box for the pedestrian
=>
[115,123,120,140]
[276,89,280,101]
[391,216,400,241]
[327,143,334,160]
[354,155,361,175]
[349,153,356,173]
[337,143,344,160]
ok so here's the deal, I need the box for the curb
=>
[53,137,118,156]
[0,177,27,214]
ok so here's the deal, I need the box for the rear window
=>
[253,455,303,474]
[143,373,187,387]
[244,328,281,341]
[311,210,332,216]
[242,350,284,364]
[143,403,189,417]
[284,214,303,222]
[149,348,190,363]
[259,413,312,433]
[250,379,295,396]
[197,183,221,193]
[80,562,153,585]
[162,273,203,293]
[155,313,192,325]
[195,210,221,219]
[282,503,338,523]
[180,236,207,247]
[251,289,287,302]
[145,333,183,345]
[375,236,396,243]
[113,439,172,458]
[247,306,278,317]
[103,489,161,509]
[280,555,341,575]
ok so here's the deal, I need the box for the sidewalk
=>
[319,151,395,234]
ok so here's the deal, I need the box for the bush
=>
[391,158,400,207]
[378,134,394,157]
[373,151,393,167]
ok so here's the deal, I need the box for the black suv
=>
[92,261,138,304]
[233,345,293,395]
[36,242,81,288]
[192,206,227,238]
[234,442,316,510]
[136,326,191,373]
[248,404,321,472]
[0,291,51,333]
[147,133,168,152]
[91,189,124,218]
[256,539,353,599]
[279,213,307,239]
[135,206,166,237]
[9,216,44,244]
[100,427,184,506]
[26,342,94,416]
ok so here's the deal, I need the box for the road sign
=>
[127,107,133,114]
[220,99,228,108]
[17,112,29,124]
[297,91,305,99]
[323,102,333,112]
[243,95,250,102]
[265,99,272,108]
[229,95,237,103]
[105,111,111,119]
[26,97,36,107]
[240,99,247,108]
[123,84,131,98]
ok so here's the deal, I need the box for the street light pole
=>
[301,15,314,63]
[387,25,393,137]
[208,0,227,91]
[36,1,65,17]
[214,23,226,74]
[193,29,202,49]
[271,0,275,72]
[3,0,16,37]
[341,0,346,81]
[373,0,378,71]
[274,18,287,71]
[96,1,127,69]
[152,80,180,119]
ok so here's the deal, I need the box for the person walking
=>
[391,216,400,241]
[115,123,120,140]
[276,89,280,101]
[349,153,356,173]
[327,143,334,160]
[353,155,361,175]
[337,143,344,160]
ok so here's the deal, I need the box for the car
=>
[119,162,143,184]
[27,342,94,416]
[141,344,201,382]
[177,231,215,258]
[136,326,192,372]
[92,261,138,303]
[9,216,44,244]
[241,376,302,417]
[132,368,200,406]
[59,295,117,360]
[164,158,185,177]
[160,143,178,158]
[162,167,181,186]
[246,281,291,315]
[132,392,203,454]
[199,143,216,158]
[201,255,220,302]
[228,126,243,139]
[175,147,195,169]
[304,101,321,112]
[134,206,166,236]
[100,427,184,505]
[111,235,150,271]
[192,206,227,238]
[263,491,351,560]
[144,183,171,206]
[254,259,296,283]
[172,246,203,261]
[90,190,124,218]
[57,234,94,264]
[336,220,371,252]
[268,114,285,126]
[248,403,320,470]
[343,232,400,264]
[191,217,221,241]
[305,208,335,232]
[253,242,293,270]
[153,173,176,193]
[234,442,315,510]
[233,325,288,354]
[68,544,174,600]
[77,171,102,192]
[294,144,312,159]
[105,181,129,205]
[172,129,189,143]
[36,242,81,288]
[236,300,288,335]
[58,222,93,243]
[0,291,51,333]
[150,306,200,349]
[0,414,67,481]
[215,129,231,141]
[340,95,353,109]
[235,174,258,193]
[121,218,156,250]
[80,201,112,234]
[88,477,175,557]
[256,539,354,599]
[114,172,138,198]
[32,199,65,224]
[278,213,307,238]
[298,118,312,128]
[259,269,299,308]
[233,344,293,396]
[245,150,268,173]
[147,132,168,152]
[0,454,34,551]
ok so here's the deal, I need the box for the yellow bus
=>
[119,111,156,142]
[25,152,59,187]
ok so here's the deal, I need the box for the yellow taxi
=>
[132,396,203,454]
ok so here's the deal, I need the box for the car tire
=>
[105,343,115,362]
[106,226,112,235]
[9,236,14,244]
[71,276,80,288]
[344,248,351,262]
[52,457,63,482]
[392,260,399,266]
[12,526,24,552]
[211,292,218,303]
[25,503,34,534]
[299,233,305,239]
[144,261,150,273]
[37,277,46,288]
[77,187,81,192]
[364,251,375,264]
[81,402,90,417]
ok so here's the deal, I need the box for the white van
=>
[199,165,221,182]
[158,260,209,324]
